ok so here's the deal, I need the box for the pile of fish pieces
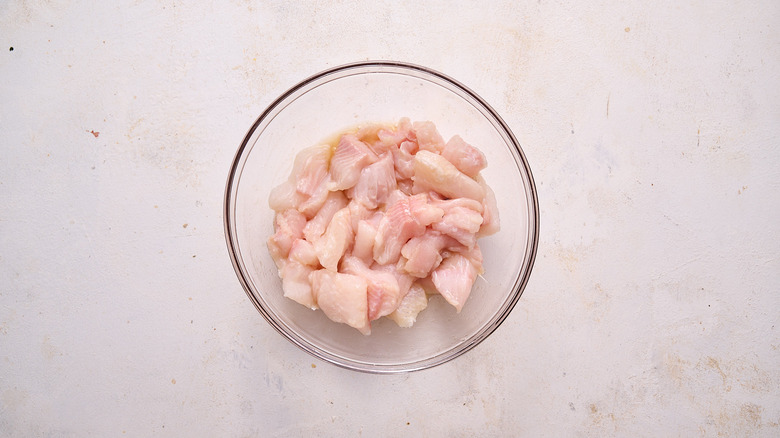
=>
[267,118,500,335]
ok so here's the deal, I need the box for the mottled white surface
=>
[1,1,779,436]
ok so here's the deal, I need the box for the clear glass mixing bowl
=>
[224,61,539,373]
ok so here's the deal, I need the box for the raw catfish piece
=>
[329,134,378,191]
[347,199,373,232]
[387,283,428,328]
[281,260,317,309]
[309,269,370,334]
[447,242,484,275]
[431,253,480,313]
[427,192,484,213]
[350,153,397,209]
[441,135,487,178]
[399,230,458,278]
[268,144,332,212]
[267,180,305,213]
[355,123,385,149]
[412,150,485,201]
[313,207,353,271]
[297,178,330,218]
[267,209,307,269]
[376,117,413,149]
[412,121,445,153]
[288,238,319,267]
[390,140,418,180]
[431,206,484,249]
[352,220,378,264]
[372,193,444,265]
[342,256,401,321]
[373,262,415,301]
[302,190,348,243]
[476,174,500,237]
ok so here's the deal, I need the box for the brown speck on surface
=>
[311,363,316,368]
[90,130,99,138]
[171,378,176,384]
[406,422,410,425]
[182,223,188,228]
[188,297,192,301]
[192,255,196,258]
[154,205,158,208]
[625,27,630,32]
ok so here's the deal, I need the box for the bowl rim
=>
[224,60,540,373]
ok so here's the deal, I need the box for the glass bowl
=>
[224,61,539,373]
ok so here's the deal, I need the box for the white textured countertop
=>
[2,1,778,436]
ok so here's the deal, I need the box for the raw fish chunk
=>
[353,220,378,264]
[342,256,401,321]
[281,260,317,309]
[314,207,353,271]
[297,178,330,218]
[268,180,305,212]
[267,209,307,268]
[288,239,319,267]
[268,144,331,212]
[390,140,419,181]
[447,243,484,275]
[350,154,397,209]
[400,230,457,278]
[376,117,413,149]
[373,262,415,300]
[441,135,487,178]
[431,253,480,313]
[310,269,370,334]
[412,121,445,153]
[355,123,384,144]
[396,179,414,196]
[373,193,444,265]
[400,139,419,155]
[329,134,378,191]
[292,144,332,194]
[476,174,500,237]
[387,283,428,328]
[431,206,484,249]
[385,189,409,208]
[415,274,438,296]
[302,191,348,243]
[428,193,484,214]
[412,150,485,201]
[347,199,372,232]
